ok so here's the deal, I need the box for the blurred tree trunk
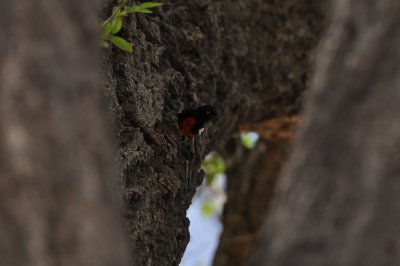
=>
[0,1,130,266]
[213,116,298,266]
[213,138,289,266]
[251,1,400,266]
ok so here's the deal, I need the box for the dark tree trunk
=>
[0,1,130,266]
[212,115,298,266]
[251,1,400,265]
[102,0,324,265]
[213,138,289,266]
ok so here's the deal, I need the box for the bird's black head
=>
[196,105,218,122]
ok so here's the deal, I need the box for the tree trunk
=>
[213,138,289,266]
[251,1,400,265]
[0,1,130,266]
[102,0,324,264]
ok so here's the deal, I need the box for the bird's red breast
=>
[177,105,217,138]
[178,116,197,138]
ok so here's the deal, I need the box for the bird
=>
[177,105,217,185]
[177,105,218,153]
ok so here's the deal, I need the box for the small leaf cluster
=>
[200,153,227,218]
[201,153,226,185]
[240,132,259,149]
[100,1,162,52]
[201,199,219,218]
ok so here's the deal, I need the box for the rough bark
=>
[0,1,130,266]
[102,0,324,265]
[251,1,400,265]
[213,139,289,266]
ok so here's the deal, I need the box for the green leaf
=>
[125,2,162,14]
[201,199,218,218]
[124,5,141,14]
[135,9,153,13]
[110,16,121,33]
[112,8,122,17]
[110,36,133,52]
[100,21,112,38]
[240,133,259,149]
[100,40,110,48]
[111,16,123,34]
[201,153,226,185]
[241,135,253,149]
[138,2,163,9]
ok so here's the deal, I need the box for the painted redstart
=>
[177,105,218,153]
[176,105,217,186]
[178,105,217,137]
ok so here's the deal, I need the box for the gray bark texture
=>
[102,0,324,265]
[0,1,130,266]
[251,1,400,266]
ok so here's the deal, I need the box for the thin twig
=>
[100,0,127,30]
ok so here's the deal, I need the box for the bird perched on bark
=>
[177,105,218,153]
